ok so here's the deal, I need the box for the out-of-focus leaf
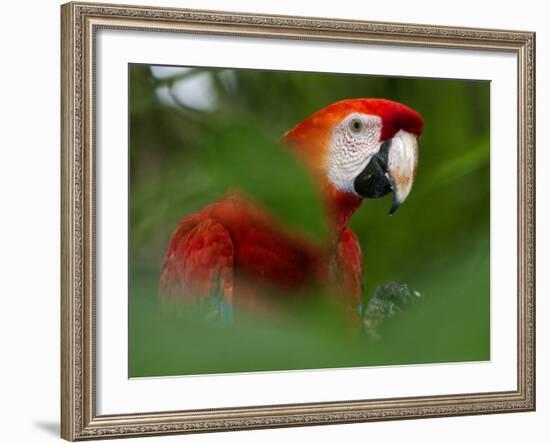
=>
[425,140,489,189]
[129,230,489,377]
[198,123,328,240]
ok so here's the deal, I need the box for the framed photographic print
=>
[61,1,536,440]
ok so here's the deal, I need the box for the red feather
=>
[160,194,336,310]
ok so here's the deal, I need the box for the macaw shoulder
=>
[166,194,323,288]
[160,216,234,300]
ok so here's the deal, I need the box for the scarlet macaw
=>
[160,98,423,320]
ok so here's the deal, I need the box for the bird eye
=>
[350,118,363,133]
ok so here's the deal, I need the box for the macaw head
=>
[282,98,423,225]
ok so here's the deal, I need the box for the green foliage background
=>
[129,64,490,377]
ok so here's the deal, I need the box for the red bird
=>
[160,99,423,320]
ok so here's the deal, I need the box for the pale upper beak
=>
[352,130,419,214]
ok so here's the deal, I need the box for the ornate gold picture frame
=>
[61,1,535,440]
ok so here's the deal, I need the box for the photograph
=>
[128,64,491,378]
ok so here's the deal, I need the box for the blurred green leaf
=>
[425,140,490,189]
[129,228,489,377]
[198,123,328,240]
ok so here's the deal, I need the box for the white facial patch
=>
[326,113,383,193]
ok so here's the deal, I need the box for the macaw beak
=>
[353,130,419,215]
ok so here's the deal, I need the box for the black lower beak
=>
[353,140,392,199]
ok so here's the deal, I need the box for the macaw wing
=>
[336,226,363,309]
[160,217,234,305]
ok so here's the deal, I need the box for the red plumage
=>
[160,98,423,317]
[160,194,338,310]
